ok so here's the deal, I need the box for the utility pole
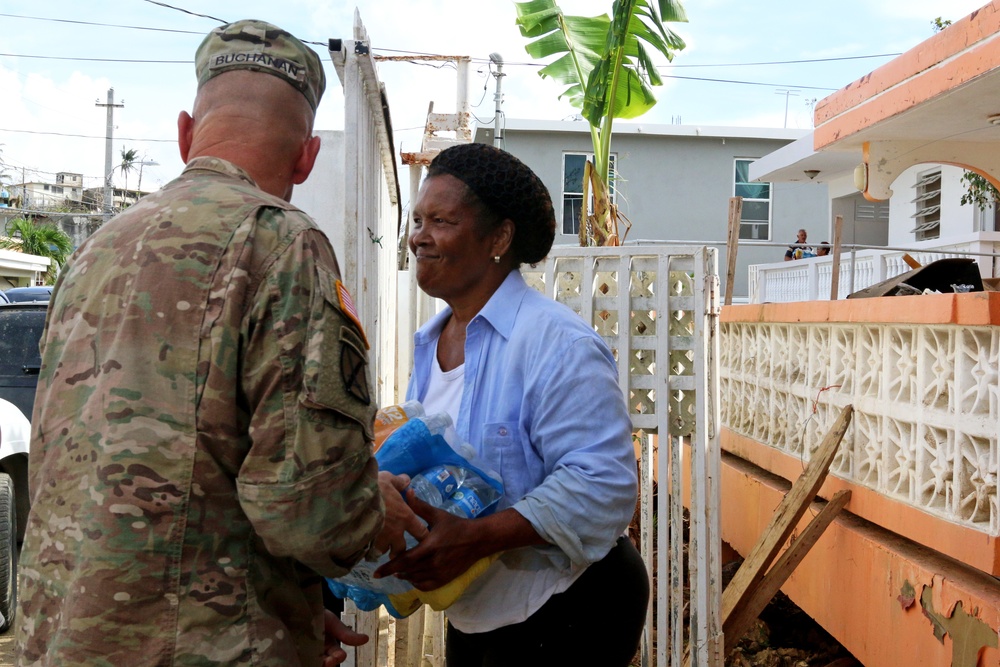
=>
[96,88,123,221]
[774,88,799,128]
[489,52,504,148]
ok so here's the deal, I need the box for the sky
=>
[0,0,992,198]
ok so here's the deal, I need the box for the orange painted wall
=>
[722,291,1000,327]
[721,293,1000,575]
[721,452,1000,667]
[723,430,1000,576]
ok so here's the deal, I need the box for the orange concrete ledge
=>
[722,451,1000,667]
[722,291,1000,326]
[723,428,1000,576]
[813,1,1000,150]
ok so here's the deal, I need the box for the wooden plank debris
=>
[722,489,852,654]
[725,196,743,306]
[720,405,853,648]
[830,215,844,300]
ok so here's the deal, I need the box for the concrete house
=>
[10,172,83,210]
[473,119,829,300]
[748,130,1000,302]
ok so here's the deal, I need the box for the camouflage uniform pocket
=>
[301,277,376,440]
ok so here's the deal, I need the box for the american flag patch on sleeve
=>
[336,280,370,349]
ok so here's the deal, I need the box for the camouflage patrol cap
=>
[195,19,326,111]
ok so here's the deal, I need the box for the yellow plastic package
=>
[387,553,500,616]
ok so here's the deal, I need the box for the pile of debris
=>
[725,580,859,667]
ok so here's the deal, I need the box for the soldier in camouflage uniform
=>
[15,20,421,667]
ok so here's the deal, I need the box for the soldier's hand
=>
[373,471,429,558]
[321,609,368,666]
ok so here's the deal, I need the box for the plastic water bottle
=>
[442,475,501,519]
[374,400,426,449]
[408,465,467,506]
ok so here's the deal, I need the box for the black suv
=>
[0,302,47,632]
[0,303,47,420]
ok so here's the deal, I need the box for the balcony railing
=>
[749,235,1000,303]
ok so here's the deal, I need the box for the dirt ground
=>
[725,590,861,667]
[0,629,13,666]
[0,596,856,667]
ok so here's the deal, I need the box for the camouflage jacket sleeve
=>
[235,224,384,578]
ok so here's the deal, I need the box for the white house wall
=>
[887,164,977,246]
[291,130,347,258]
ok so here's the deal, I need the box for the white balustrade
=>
[720,318,1000,536]
[751,238,1000,303]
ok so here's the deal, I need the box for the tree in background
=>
[929,17,999,211]
[960,171,1000,211]
[0,218,73,284]
[119,146,139,200]
[931,17,952,32]
[516,0,687,246]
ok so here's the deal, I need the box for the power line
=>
[0,51,846,92]
[663,74,838,92]
[0,127,174,143]
[0,53,189,64]
[663,53,901,68]
[0,12,205,35]
[140,0,226,24]
[0,12,901,71]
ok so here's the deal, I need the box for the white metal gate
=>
[522,245,723,667]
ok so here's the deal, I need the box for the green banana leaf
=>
[515,0,686,124]
[515,0,687,245]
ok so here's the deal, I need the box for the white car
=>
[0,397,28,632]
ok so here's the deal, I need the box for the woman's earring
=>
[494,255,501,264]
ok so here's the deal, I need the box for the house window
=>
[562,152,616,236]
[910,169,941,241]
[734,159,771,240]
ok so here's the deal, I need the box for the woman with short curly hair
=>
[377,143,648,667]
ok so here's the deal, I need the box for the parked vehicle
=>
[4,286,52,303]
[0,301,47,632]
[0,399,28,632]
[0,303,47,420]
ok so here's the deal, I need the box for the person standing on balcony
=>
[785,228,812,260]
[376,143,648,666]
[15,20,423,667]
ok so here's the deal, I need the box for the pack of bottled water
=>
[327,404,504,616]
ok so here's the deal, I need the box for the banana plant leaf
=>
[516,0,686,124]
[516,0,687,245]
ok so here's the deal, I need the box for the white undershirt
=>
[420,339,465,427]
[418,338,587,633]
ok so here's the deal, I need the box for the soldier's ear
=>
[292,135,321,185]
[178,111,195,163]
